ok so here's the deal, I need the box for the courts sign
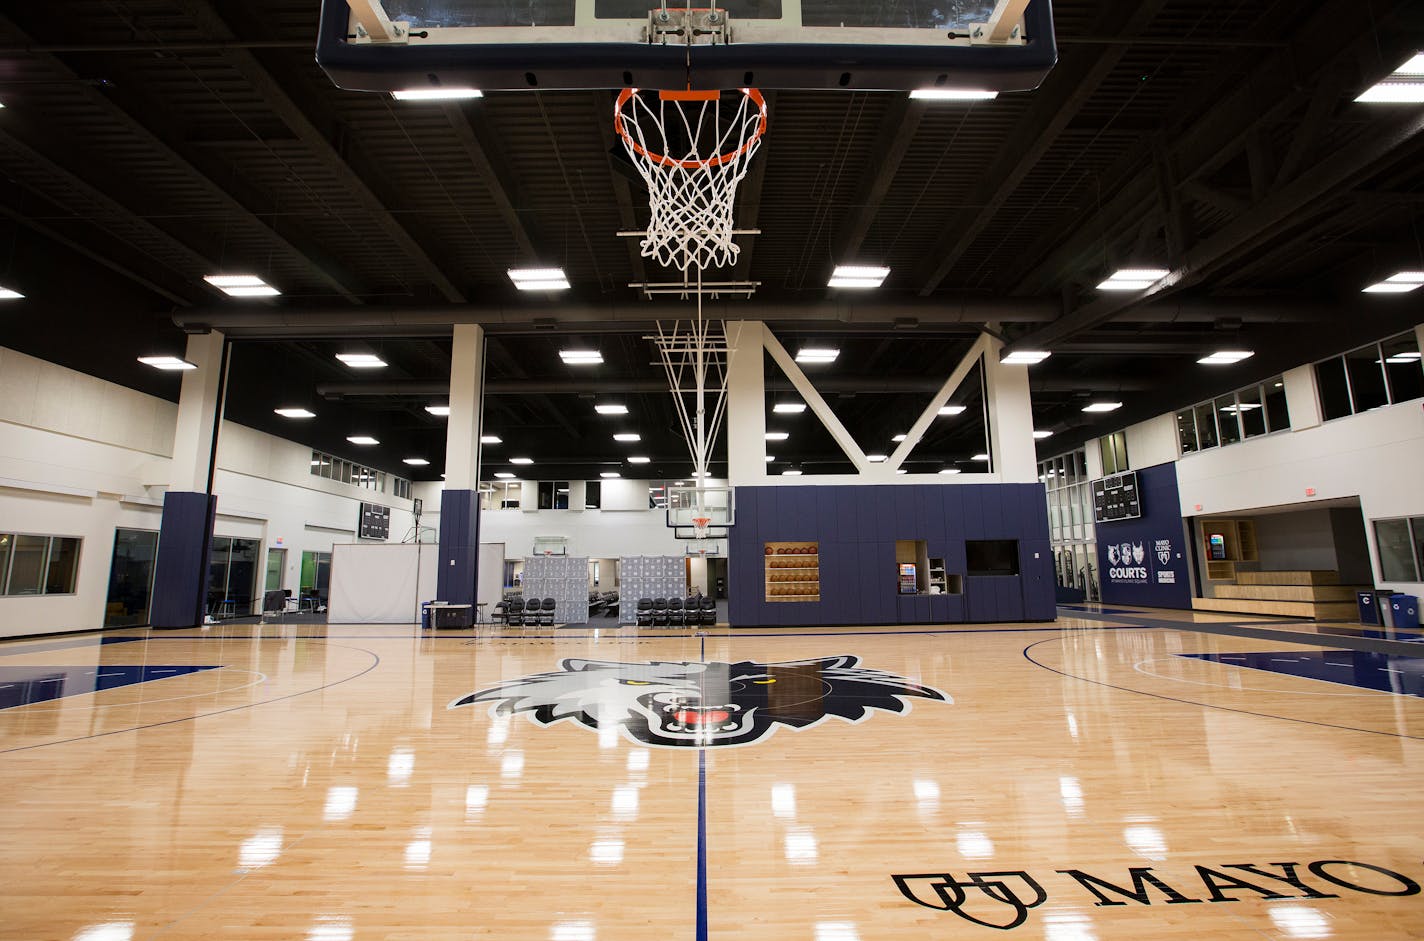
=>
[893,859,1420,930]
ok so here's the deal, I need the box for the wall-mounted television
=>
[1091,471,1142,523]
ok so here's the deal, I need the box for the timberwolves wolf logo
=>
[449,655,948,748]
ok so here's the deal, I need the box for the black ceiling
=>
[0,0,1422,482]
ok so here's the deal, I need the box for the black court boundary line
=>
[0,642,382,754]
[1059,608,1424,659]
[1021,638,1424,741]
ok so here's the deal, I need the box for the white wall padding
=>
[328,543,439,624]
[619,556,687,624]
[522,554,588,626]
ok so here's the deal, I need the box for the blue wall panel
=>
[1096,463,1193,609]
[151,491,217,629]
[436,489,481,620]
[729,483,1053,627]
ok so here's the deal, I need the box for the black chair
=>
[538,597,556,627]
[666,597,684,627]
[588,592,605,619]
[605,592,619,620]
[490,600,508,626]
[652,597,669,626]
[635,598,654,627]
[700,594,717,625]
[505,597,525,627]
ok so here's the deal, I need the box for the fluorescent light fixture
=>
[346,435,379,445]
[559,349,603,364]
[0,286,25,299]
[867,454,887,463]
[909,88,998,101]
[972,453,990,461]
[336,352,386,369]
[628,456,651,464]
[403,458,430,466]
[511,268,570,290]
[480,435,502,444]
[765,455,775,462]
[594,403,628,415]
[1362,271,1424,293]
[600,471,620,478]
[1082,401,1123,413]
[1097,267,1169,291]
[938,405,966,416]
[892,434,907,442]
[510,457,533,465]
[1033,430,1054,439]
[1197,350,1254,365]
[828,265,890,289]
[691,471,711,478]
[1220,403,1262,413]
[795,347,840,364]
[494,472,515,479]
[765,432,789,441]
[781,469,802,476]
[896,469,908,475]
[773,402,807,413]
[273,408,315,419]
[204,274,279,297]
[137,355,196,371]
[393,87,483,101]
[1001,350,1051,365]
[939,468,961,475]
[1356,56,1424,102]
[425,405,450,416]
[613,433,640,442]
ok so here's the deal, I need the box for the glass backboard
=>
[318,0,1055,92]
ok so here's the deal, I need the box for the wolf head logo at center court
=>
[449,656,948,748]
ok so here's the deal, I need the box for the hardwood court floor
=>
[2,609,1422,940]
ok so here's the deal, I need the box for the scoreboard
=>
[1091,471,1142,523]
[358,502,391,540]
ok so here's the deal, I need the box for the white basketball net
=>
[615,88,767,273]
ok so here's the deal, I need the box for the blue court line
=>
[1180,649,1424,698]
[697,633,708,941]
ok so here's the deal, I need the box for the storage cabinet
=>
[765,542,820,602]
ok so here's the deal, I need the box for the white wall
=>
[0,347,417,638]
[1124,414,1179,470]
[1176,400,1424,593]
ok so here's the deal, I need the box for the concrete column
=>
[436,324,485,622]
[726,321,767,484]
[152,330,227,628]
[1282,364,1321,430]
[983,340,1038,483]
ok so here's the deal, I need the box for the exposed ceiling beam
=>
[0,14,367,305]
[830,96,923,265]
[914,0,1171,294]
[591,92,648,284]
[170,0,466,303]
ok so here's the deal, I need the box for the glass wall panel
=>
[44,538,80,594]
[1345,344,1389,412]
[207,536,233,613]
[106,529,158,627]
[1316,357,1352,420]
[7,535,47,595]
[1237,386,1266,437]
[585,481,601,509]
[1375,519,1418,582]
[300,551,332,607]
[265,549,286,592]
[1264,377,1289,431]
[1215,395,1242,445]
[227,539,259,614]
[0,534,10,593]
[1414,518,1424,583]
[1382,333,1423,404]
[1176,410,1197,453]
[1193,402,1218,449]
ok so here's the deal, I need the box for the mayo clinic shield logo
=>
[1156,539,1173,566]
[449,656,947,748]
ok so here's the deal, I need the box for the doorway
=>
[104,528,159,627]
[265,548,286,592]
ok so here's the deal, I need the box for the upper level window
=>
[1315,331,1422,421]
[538,481,570,510]
[1099,431,1128,474]
[585,481,601,509]
[1177,376,1288,454]
[0,533,81,596]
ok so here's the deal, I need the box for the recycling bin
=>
[421,600,435,630]
[1356,591,1383,626]
[1390,594,1420,630]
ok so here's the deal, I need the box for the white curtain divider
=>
[328,543,440,624]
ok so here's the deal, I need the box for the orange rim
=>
[614,87,767,170]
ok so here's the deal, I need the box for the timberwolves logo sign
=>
[449,655,947,748]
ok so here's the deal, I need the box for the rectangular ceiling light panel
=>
[773,402,807,413]
[204,274,280,297]
[1001,350,1051,364]
[828,265,890,289]
[1082,402,1123,413]
[0,286,23,299]
[1197,350,1254,365]
[909,89,998,100]
[1362,271,1424,293]
[795,348,839,364]
[594,403,628,414]
[1356,55,1424,102]
[336,353,387,368]
[510,268,570,290]
[559,349,603,364]
[425,405,451,416]
[392,88,483,100]
[1097,268,1169,291]
[274,408,316,419]
[938,405,967,416]
[347,436,379,445]
[138,355,196,370]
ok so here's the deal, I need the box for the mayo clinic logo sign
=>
[1106,539,1177,585]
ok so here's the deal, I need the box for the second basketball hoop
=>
[615,87,767,273]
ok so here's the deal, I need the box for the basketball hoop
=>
[615,88,767,272]
[692,516,713,540]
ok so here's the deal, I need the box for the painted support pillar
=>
[1282,364,1322,430]
[152,330,226,628]
[437,324,484,621]
[726,321,768,484]
[982,337,1038,483]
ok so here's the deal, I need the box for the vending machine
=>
[898,563,918,594]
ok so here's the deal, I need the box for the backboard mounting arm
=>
[345,0,406,43]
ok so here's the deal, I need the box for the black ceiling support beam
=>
[1274,66,1351,188]
[1151,135,1191,265]
[0,15,367,306]
[591,92,647,284]
[1011,0,1400,298]
[1181,181,1249,217]
[830,96,923,266]
[913,0,1171,295]
[446,99,543,264]
[1007,107,1424,353]
[169,0,466,303]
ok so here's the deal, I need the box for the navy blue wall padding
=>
[151,491,216,629]
[437,489,480,622]
[727,483,1055,627]
[1095,463,1193,609]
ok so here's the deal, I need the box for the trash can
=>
[421,601,435,630]
[1356,591,1383,626]
[1390,594,1420,630]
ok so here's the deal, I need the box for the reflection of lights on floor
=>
[501,751,525,780]
[466,784,489,819]
[306,916,353,941]
[1269,904,1332,939]
[956,829,994,860]
[551,920,595,941]
[404,827,432,869]
[239,826,284,869]
[1059,776,1084,816]
[323,786,358,821]
[784,827,818,863]
[73,924,134,941]
[611,785,639,820]
[1043,911,1096,941]
[771,782,796,819]
[815,922,862,941]
[1122,822,1167,861]
[626,750,650,772]
[589,839,624,865]
[387,747,415,786]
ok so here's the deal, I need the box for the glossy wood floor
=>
[2,607,1422,940]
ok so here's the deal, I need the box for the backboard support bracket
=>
[648,8,732,46]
